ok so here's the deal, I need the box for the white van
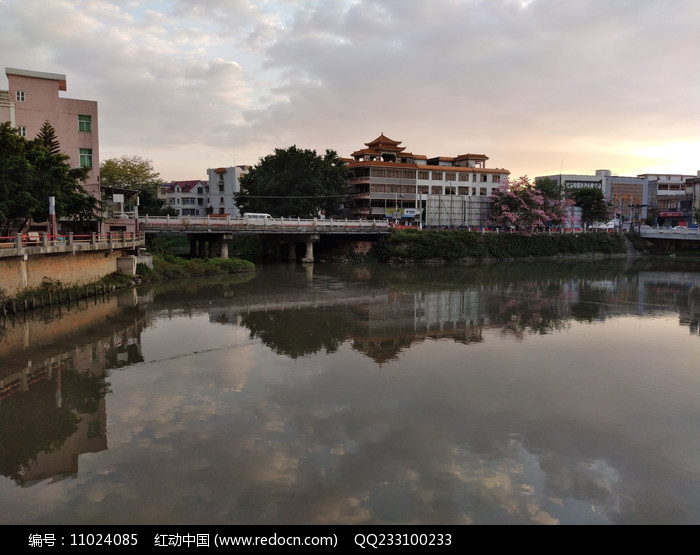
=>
[243,213,272,220]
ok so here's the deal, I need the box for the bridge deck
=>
[139,215,390,235]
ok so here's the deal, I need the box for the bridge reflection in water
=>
[2,262,699,524]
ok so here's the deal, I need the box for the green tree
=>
[534,176,572,227]
[534,176,565,202]
[36,120,61,155]
[100,155,166,215]
[571,187,609,226]
[0,122,37,233]
[0,122,99,234]
[236,146,348,218]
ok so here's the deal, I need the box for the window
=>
[78,115,92,132]
[445,172,456,182]
[431,172,443,180]
[417,170,429,180]
[15,91,25,102]
[79,148,93,168]
[87,421,101,439]
[17,126,27,137]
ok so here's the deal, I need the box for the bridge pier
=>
[301,236,316,264]
[288,242,297,261]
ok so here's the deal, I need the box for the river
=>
[1,257,699,525]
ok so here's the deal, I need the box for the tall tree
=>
[571,187,609,226]
[35,120,61,155]
[0,122,38,233]
[236,146,348,218]
[0,122,99,234]
[100,155,164,214]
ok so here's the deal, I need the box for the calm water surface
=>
[1,258,699,525]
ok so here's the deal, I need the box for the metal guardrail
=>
[639,227,700,240]
[138,215,390,233]
[0,231,146,258]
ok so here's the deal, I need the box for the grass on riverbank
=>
[137,252,255,281]
[371,229,628,262]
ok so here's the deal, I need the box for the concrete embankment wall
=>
[1,250,127,297]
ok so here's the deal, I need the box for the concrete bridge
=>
[138,215,391,262]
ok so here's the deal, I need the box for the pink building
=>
[1,67,138,235]
[0,67,100,198]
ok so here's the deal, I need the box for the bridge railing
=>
[139,215,390,232]
[0,231,146,257]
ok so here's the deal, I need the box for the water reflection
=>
[1,291,145,488]
[1,259,699,524]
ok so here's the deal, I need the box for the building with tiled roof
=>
[346,134,510,227]
[161,179,208,216]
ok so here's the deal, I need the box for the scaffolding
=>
[424,195,491,228]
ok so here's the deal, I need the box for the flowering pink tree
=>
[488,176,571,233]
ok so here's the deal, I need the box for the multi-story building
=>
[161,180,209,216]
[638,173,698,227]
[536,170,651,226]
[0,67,99,197]
[206,165,251,216]
[537,169,699,228]
[0,67,138,234]
[345,134,510,227]
[159,166,251,217]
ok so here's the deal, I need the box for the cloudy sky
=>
[1,0,698,182]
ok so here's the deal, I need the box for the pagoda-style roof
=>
[363,133,406,153]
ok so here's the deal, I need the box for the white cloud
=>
[1,0,698,181]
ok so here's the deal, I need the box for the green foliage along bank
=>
[138,252,255,280]
[372,229,627,263]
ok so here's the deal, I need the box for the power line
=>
[234,194,347,199]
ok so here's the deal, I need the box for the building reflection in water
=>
[1,264,698,490]
[0,290,146,486]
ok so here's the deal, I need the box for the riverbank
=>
[1,252,255,316]
[366,228,630,263]
[0,230,691,313]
